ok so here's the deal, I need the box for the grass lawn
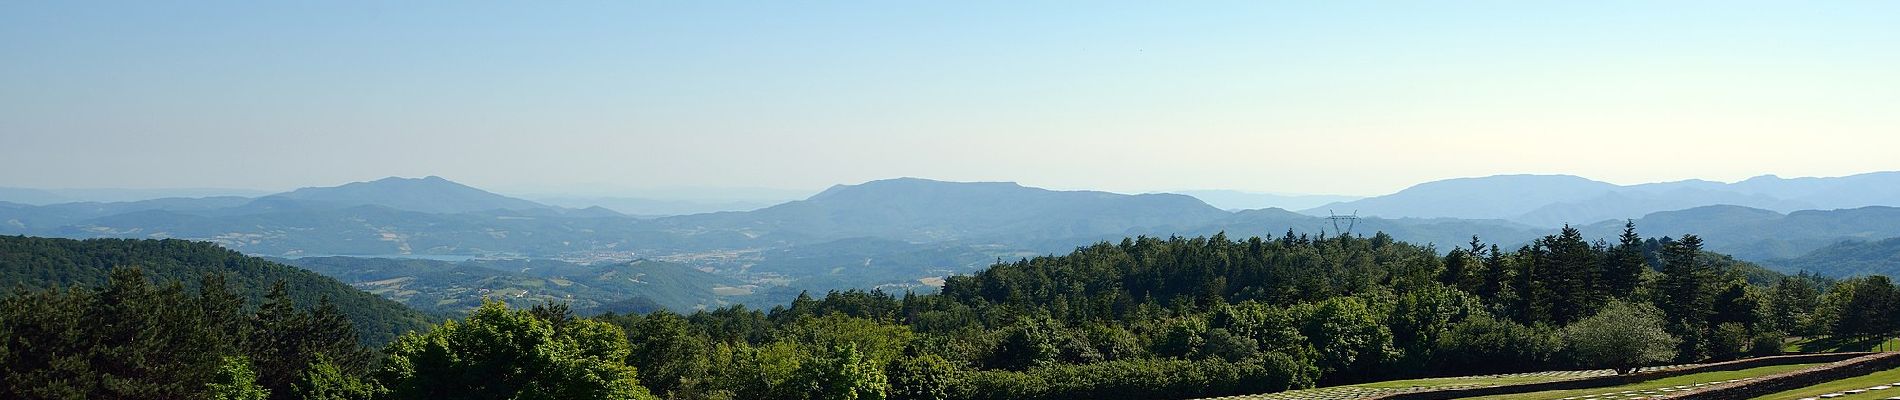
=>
[1229,370,1618,400]
[1344,374,1586,390]
[1464,363,1825,400]
[1748,365,1900,400]
[1786,336,1900,353]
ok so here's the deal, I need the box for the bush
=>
[1749,331,1786,357]
[377,301,657,400]
[1708,323,1750,360]
[1563,301,1679,374]
[1434,315,1561,374]
[887,355,957,400]
[950,357,1313,400]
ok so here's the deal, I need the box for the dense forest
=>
[0,236,431,344]
[3,226,1897,400]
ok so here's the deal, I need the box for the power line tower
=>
[1327,210,1360,237]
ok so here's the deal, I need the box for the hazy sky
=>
[3,1,1897,196]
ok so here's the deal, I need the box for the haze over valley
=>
[8,172,1900,313]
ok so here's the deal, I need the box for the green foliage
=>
[209,357,270,400]
[1708,323,1750,361]
[779,344,889,400]
[3,227,1878,400]
[2,268,234,399]
[1564,301,1679,374]
[1387,283,1482,368]
[702,341,801,400]
[0,236,430,344]
[1293,296,1395,377]
[886,355,956,400]
[1749,331,1787,357]
[994,316,1063,370]
[1766,274,1826,335]
[292,355,379,400]
[954,357,1314,400]
[1434,315,1561,374]
[618,310,711,395]
[377,300,657,400]
[249,282,374,400]
[1822,275,1900,339]
[780,314,915,366]
[1657,235,1717,361]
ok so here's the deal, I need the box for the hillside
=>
[5,176,1900,302]
[1767,238,1900,277]
[1306,174,1620,220]
[1171,190,1362,211]
[1581,205,1900,260]
[0,236,432,344]
[280,257,750,314]
[1312,172,1900,227]
[268,176,556,214]
[661,177,1234,242]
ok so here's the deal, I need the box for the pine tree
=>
[1545,226,1605,325]
[1604,221,1647,299]
[1658,235,1715,361]
[1480,244,1509,303]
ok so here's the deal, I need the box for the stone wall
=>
[1662,352,1900,400]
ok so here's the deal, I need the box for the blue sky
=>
[3,1,1897,196]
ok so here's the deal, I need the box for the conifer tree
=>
[1603,221,1647,299]
[1658,235,1715,361]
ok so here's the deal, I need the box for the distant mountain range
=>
[1308,172,1900,227]
[0,186,273,205]
[269,176,559,214]
[1168,190,1362,211]
[662,178,1234,243]
[8,173,1900,309]
[530,196,779,217]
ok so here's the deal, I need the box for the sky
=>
[3,1,1898,197]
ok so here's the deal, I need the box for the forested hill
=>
[1,228,1872,400]
[0,236,432,344]
[1768,237,1900,277]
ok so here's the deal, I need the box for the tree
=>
[1294,296,1394,376]
[1708,323,1750,361]
[781,314,915,366]
[1564,301,1679,374]
[1657,235,1715,361]
[1767,274,1825,335]
[208,356,269,400]
[1603,221,1647,299]
[993,316,1061,370]
[779,344,888,400]
[1154,317,1210,360]
[292,355,378,400]
[1434,314,1560,374]
[248,282,370,400]
[377,300,657,400]
[1826,276,1900,340]
[1544,226,1606,325]
[885,355,955,400]
[1387,283,1481,367]
[624,310,711,396]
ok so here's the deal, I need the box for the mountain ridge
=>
[1310,172,1900,226]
